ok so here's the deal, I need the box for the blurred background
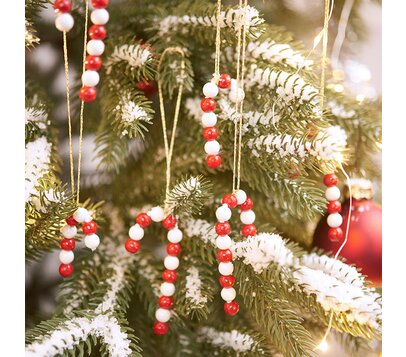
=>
[25,1,382,355]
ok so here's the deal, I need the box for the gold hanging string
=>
[235,0,248,191]
[76,0,90,204]
[232,0,243,192]
[213,0,222,82]
[62,31,75,197]
[157,47,186,214]
[319,0,331,112]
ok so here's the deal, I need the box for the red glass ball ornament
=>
[239,196,253,211]
[327,227,343,242]
[323,173,338,187]
[125,239,140,254]
[222,193,238,209]
[313,197,382,286]
[162,215,177,230]
[60,238,75,250]
[136,212,152,228]
[158,296,174,309]
[53,0,72,13]
[202,127,218,141]
[66,215,78,226]
[224,301,239,315]
[89,24,107,40]
[85,55,102,71]
[217,249,232,262]
[136,81,156,96]
[206,155,222,169]
[218,74,231,89]
[79,86,97,102]
[166,243,181,256]
[200,98,216,112]
[219,275,235,288]
[153,321,168,335]
[327,200,342,213]
[82,221,98,234]
[215,222,231,235]
[91,0,109,8]
[59,263,74,277]
[162,269,177,283]
[241,224,256,237]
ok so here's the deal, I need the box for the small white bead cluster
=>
[58,207,100,278]
[214,190,257,316]
[323,174,344,242]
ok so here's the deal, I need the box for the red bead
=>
[241,224,256,237]
[215,222,231,235]
[125,239,140,254]
[162,215,177,230]
[60,238,75,250]
[89,25,107,40]
[224,301,239,315]
[200,98,216,112]
[59,263,74,277]
[328,227,343,242]
[218,74,232,89]
[239,196,253,211]
[158,296,174,309]
[136,80,156,96]
[202,127,218,141]
[153,321,168,335]
[91,0,109,8]
[79,86,97,102]
[219,275,235,288]
[82,221,98,234]
[217,249,232,262]
[53,0,72,13]
[206,155,222,169]
[166,243,181,256]
[162,269,177,283]
[222,193,238,209]
[136,212,152,228]
[327,200,341,213]
[323,173,338,187]
[85,55,102,71]
[66,215,78,226]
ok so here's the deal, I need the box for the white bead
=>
[59,250,74,264]
[87,40,105,56]
[90,9,109,25]
[164,256,179,270]
[229,88,245,103]
[61,225,77,238]
[240,210,256,225]
[81,70,100,87]
[167,228,183,243]
[160,282,175,296]
[216,235,232,249]
[73,207,91,223]
[230,79,237,91]
[325,186,341,201]
[84,234,100,251]
[235,190,247,205]
[150,206,165,222]
[220,287,236,302]
[216,204,232,222]
[55,13,74,32]
[202,112,217,128]
[129,224,144,240]
[218,262,234,275]
[204,140,220,155]
[203,82,219,98]
[327,213,343,228]
[155,308,171,323]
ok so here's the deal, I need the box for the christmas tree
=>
[25,0,382,356]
